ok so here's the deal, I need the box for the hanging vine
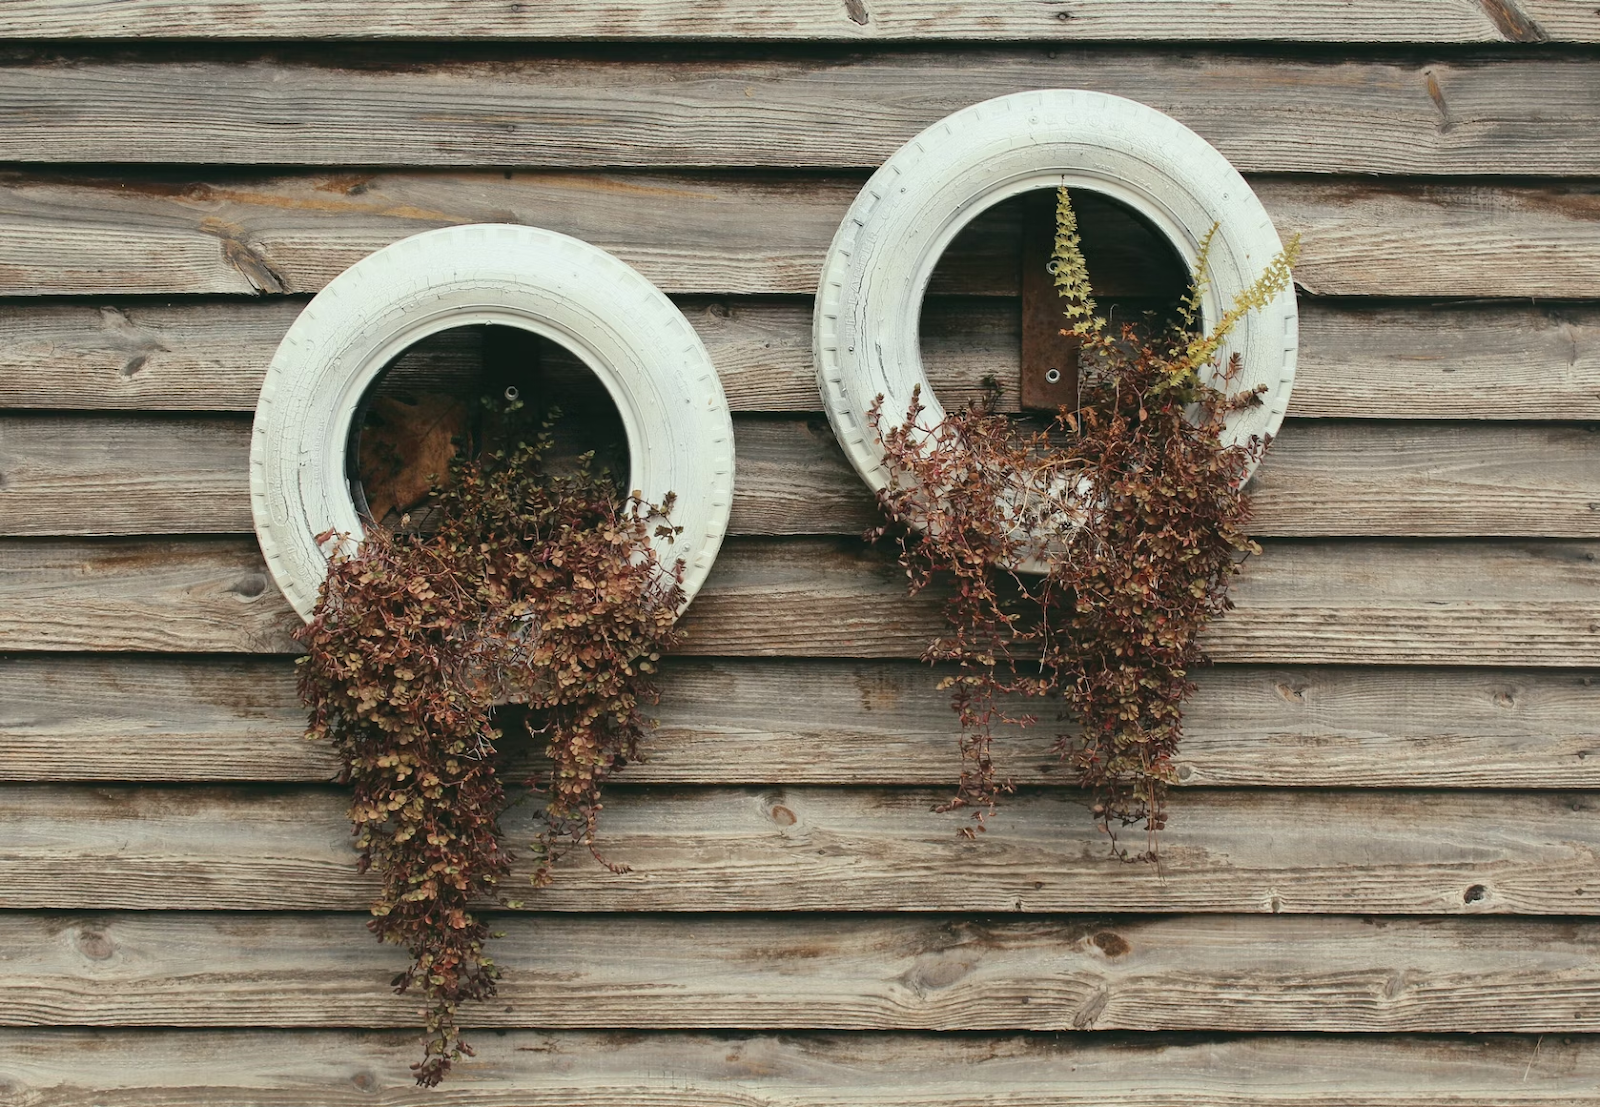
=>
[870,187,1297,856]
[298,403,683,1084]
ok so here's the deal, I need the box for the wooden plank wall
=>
[3,3,1600,1103]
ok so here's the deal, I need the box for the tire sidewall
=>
[251,223,733,621]
[815,89,1298,496]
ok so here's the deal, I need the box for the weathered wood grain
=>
[6,912,1600,1024]
[1,17,1595,1095]
[0,172,1596,298]
[2,784,1597,913]
[1242,421,1600,537]
[1289,300,1600,421]
[1262,180,1600,298]
[6,414,1599,538]
[0,299,299,411]
[0,415,249,537]
[0,52,1598,174]
[1156,537,1600,667]
[4,656,1596,788]
[1,1,1583,42]
[0,655,320,782]
[0,538,302,654]
[5,297,1598,420]
[0,171,850,297]
[3,536,1597,664]
[6,1029,1596,1107]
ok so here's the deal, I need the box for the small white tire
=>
[250,223,734,622]
[814,89,1298,551]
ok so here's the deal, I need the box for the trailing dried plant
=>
[298,404,682,1084]
[870,187,1298,856]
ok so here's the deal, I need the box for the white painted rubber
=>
[250,223,734,622]
[814,89,1298,548]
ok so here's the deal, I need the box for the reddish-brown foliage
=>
[298,408,682,1084]
[871,188,1295,856]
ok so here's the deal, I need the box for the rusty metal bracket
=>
[1019,189,1079,413]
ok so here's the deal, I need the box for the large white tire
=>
[251,223,734,622]
[815,89,1298,542]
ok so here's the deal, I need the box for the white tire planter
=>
[251,223,734,622]
[814,89,1298,565]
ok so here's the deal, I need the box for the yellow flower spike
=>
[1181,234,1301,378]
[1050,187,1104,337]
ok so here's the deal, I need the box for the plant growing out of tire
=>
[869,187,1298,856]
[297,401,684,1085]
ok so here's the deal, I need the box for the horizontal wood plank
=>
[1266,180,1600,298]
[4,50,1600,172]
[0,298,302,411]
[687,537,1600,665]
[1241,421,1600,537]
[0,1,1583,41]
[1,52,1599,174]
[5,414,1598,537]
[0,537,303,654]
[5,656,1596,788]
[6,297,1600,421]
[0,172,1596,298]
[1289,300,1600,421]
[6,1029,1596,1107]
[1,784,1597,913]
[0,415,248,537]
[6,912,1600,1024]
[2,536,1598,664]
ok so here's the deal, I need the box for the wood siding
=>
[3,5,1599,1105]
